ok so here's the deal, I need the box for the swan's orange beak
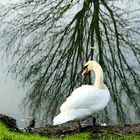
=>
[81,65,89,75]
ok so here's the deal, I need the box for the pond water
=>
[0,65,26,128]
[0,0,139,128]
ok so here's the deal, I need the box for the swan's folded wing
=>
[60,85,109,112]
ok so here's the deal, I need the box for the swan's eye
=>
[83,65,88,70]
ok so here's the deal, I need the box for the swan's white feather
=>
[53,85,110,125]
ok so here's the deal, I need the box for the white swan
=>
[53,60,110,126]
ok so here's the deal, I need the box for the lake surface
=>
[0,0,139,128]
[0,65,26,128]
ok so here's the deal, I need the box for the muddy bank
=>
[32,123,140,137]
[0,114,139,137]
[0,114,19,132]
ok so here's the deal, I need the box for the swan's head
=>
[82,60,95,75]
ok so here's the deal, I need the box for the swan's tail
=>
[53,113,72,125]
[53,109,89,125]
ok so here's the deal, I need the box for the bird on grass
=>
[53,60,110,127]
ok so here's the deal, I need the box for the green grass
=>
[0,123,140,140]
[0,123,90,140]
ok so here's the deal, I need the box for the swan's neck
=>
[92,62,105,89]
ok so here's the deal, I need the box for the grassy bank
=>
[0,123,140,140]
[0,123,90,140]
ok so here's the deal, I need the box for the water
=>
[0,0,139,128]
[0,65,26,128]
[0,0,30,128]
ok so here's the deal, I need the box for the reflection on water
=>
[0,65,26,128]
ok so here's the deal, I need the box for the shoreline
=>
[0,114,139,138]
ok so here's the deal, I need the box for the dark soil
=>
[32,123,140,137]
[0,114,139,138]
[0,114,20,132]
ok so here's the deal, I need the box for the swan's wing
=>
[60,85,110,112]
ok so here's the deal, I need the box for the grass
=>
[0,123,140,140]
[0,123,91,140]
